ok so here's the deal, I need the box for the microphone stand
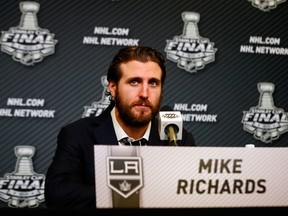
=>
[166,126,178,146]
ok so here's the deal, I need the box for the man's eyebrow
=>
[127,76,141,80]
[149,77,161,82]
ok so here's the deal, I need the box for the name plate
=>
[94,145,288,208]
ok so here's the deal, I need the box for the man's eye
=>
[130,80,138,85]
[149,81,158,86]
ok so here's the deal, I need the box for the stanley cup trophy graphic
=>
[0,146,45,208]
[182,12,200,39]
[254,83,279,142]
[242,82,288,144]
[257,82,275,110]
[179,12,204,69]
[14,146,36,176]
[82,76,111,117]
[19,1,39,30]
[165,11,217,73]
[0,1,57,65]
[101,76,111,105]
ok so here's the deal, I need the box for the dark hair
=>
[107,46,166,84]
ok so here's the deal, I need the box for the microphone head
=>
[158,106,183,141]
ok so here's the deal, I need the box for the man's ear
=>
[108,81,116,97]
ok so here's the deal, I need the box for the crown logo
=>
[163,113,179,119]
[119,180,131,192]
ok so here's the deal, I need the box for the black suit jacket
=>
[44,103,195,208]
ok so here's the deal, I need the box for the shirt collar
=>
[110,107,151,143]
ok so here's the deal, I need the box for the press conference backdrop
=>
[0,0,288,209]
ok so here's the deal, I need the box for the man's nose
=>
[139,83,149,98]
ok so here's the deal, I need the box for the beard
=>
[114,90,161,127]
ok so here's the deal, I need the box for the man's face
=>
[109,60,163,127]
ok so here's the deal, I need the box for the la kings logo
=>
[0,1,57,66]
[0,146,45,208]
[242,82,288,143]
[82,76,110,117]
[248,0,286,12]
[107,156,143,198]
[165,11,217,73]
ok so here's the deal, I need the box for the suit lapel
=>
[92,104,118,145]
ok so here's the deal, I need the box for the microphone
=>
[158,105,183,146]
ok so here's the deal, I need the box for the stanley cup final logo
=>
[165,12,217,73]
[242,82,288,143]
[248,0,286,12]
[0,1,58,66]
[82,76,111,117]
[0,146,45,208]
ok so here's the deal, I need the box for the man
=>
[44,46,195,208]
